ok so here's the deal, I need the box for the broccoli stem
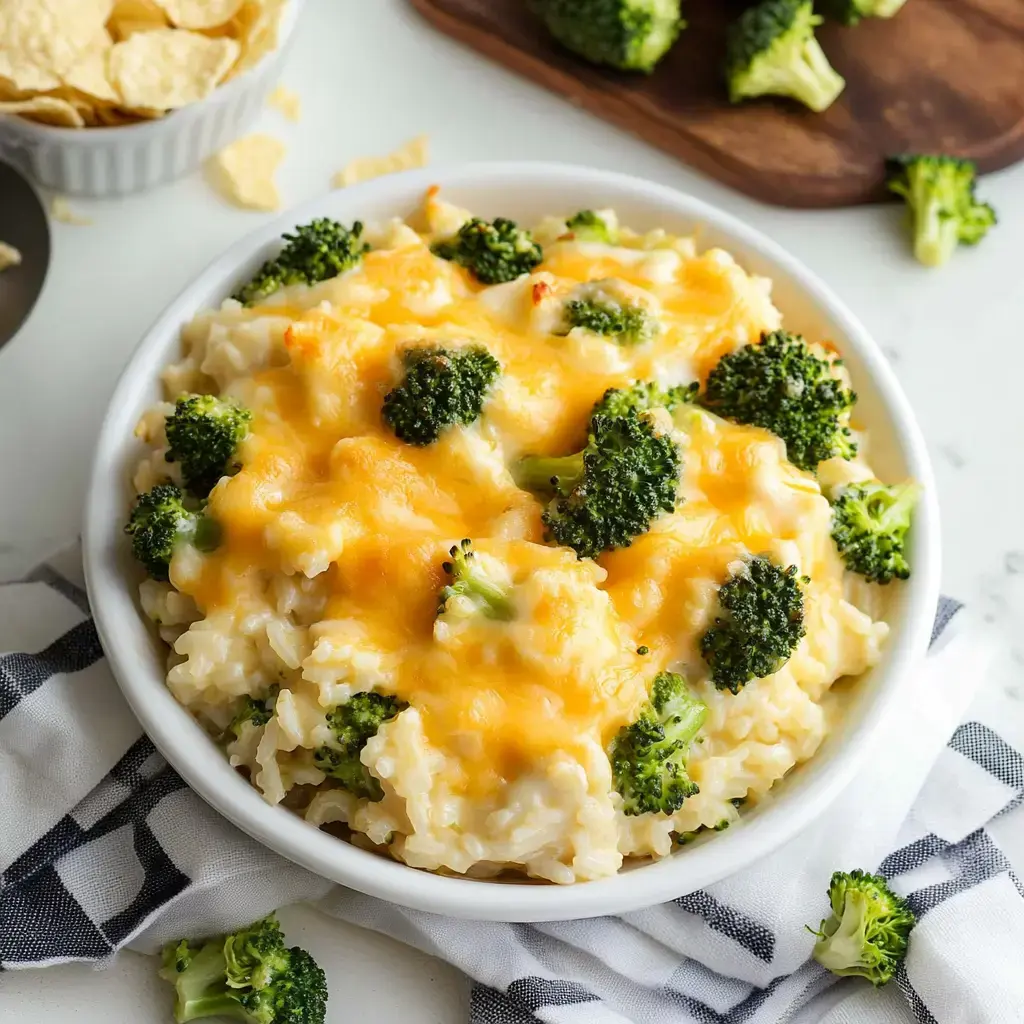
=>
[909,183,961,268]
[772,39,844,112]
[873,481,920,531]
[514,452,585,493]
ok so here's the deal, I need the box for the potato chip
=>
[0,47,60,92]
[62,33,119,104]
[208,132,284,211]
[0,95,85,127]
[332,135,430,189]
[109,28,239,110]
[50,197,93,225]
[0,241,22,271]
[107,0,169,41]
[0,0,112,78]
[230,0,286,75]
[158,0,243,30]
[267,83,299,121]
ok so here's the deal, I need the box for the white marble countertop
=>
[1,0,1020,1019]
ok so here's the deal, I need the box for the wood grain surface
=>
[408,0,1024,208]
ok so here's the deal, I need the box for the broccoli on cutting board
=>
[725,0,845,112]
[530,0,684,73]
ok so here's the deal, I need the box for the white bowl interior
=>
[84,163,940,921]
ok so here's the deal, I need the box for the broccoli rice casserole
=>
[126,191,919,884]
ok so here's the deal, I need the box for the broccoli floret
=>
[229,687,279,740]
[565,209,619,244]
[438,539,514,620]
[233,219,369,305]
[592,380,698,420]
[700,555,806,693]
[165,394,252,498]
[830,480,920,584]
[885,155,996,268]
[432,217,543,284]
[559,281,658,347]
[159,914,327,1024]
[725,0,844,112]
[701,330,857,472]
[818,0,907,25]
[611,671,707,816]
[382,345,501,446]
[313,692,406,800]
[808,869,915,986]
[125,484,220,582]
[515,409,681,560]
[531,0,683,73]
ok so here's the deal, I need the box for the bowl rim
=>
[0,0,304,141]
[83,161,941,921]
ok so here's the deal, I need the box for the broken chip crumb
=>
[208,133,285,211]
[267,83,300,122]
[0,242,22,271]
[51,197,93,225]
[331,135,429,189]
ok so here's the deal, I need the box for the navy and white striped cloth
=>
[3,549,1024,1023]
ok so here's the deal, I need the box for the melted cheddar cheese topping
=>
[135,196,889,883]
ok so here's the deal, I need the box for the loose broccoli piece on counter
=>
[531,0,683,73]
[565,209,620,244]
[725,0,844,112]
[808,869,915,986]
[125,484,220,582]
[313,692,406,801]
[159,914,327,1024]
[233,219,369,305]
[701,330,857,472]
[830,480,920,584]
[818,0,907,25]
[438,538,514,620]
[382,345,501,446]
[165,394,252,498]
[560,286,658,347]
[611,671,707,816]
[432,217,543,284]
[515,409,681,560]
[592,379,698,420]
[885,155,996,268]
[700,555,806,693]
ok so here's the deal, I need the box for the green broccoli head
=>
[125,484,220,582]
[515,409,681,560]
[159,914,327,1024]
[229,687,279,740]
[830,480,920,584]
[531,0,683,73]
[592,379,698,420]
[559,280,659,346]
[165,394,252,498]
[432,217,543,284]
[438,539,514,621]
[809,869,916,986]
[382,345,501,446]
[818,0,907,25]
[611,671,707,816]
[233,219,369,305]
[725,0,845,112]
[885,155,996,267]
[565,209,620,244]
[313,692,406,800]
[701,330,857,472]
[700,555,806,693]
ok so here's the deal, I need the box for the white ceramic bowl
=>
[83,163,941,921]
[0,0,304,198]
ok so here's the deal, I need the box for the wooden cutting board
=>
[408,0,1024,208]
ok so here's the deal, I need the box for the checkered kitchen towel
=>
[3,548,1024,1024]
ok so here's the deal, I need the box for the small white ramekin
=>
[0,0,304,198]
